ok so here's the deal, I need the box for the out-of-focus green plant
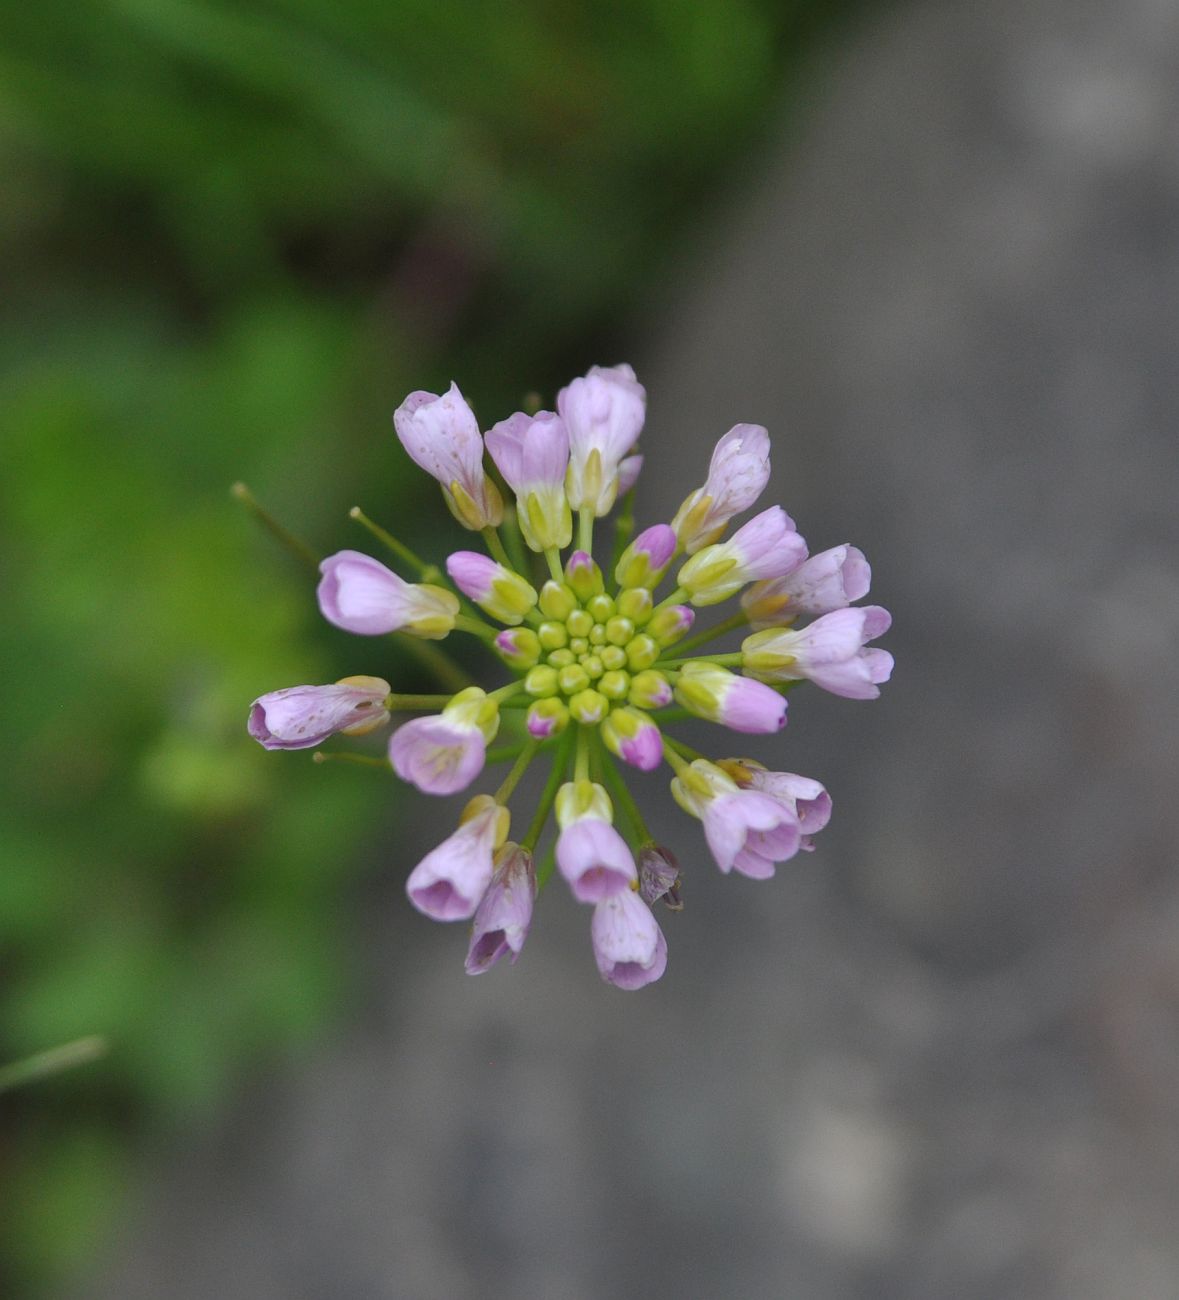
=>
[0,0,856,1291]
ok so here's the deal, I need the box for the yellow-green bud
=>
[539,581,577,621]
[617,587,654,624]
[569,636,589,656]
[568,688,608,725]
[566,609,593,638]
[582,654,604,679]
[537,621,569,651]
[588,623,607,645]
[648,605,695,647]
[599,644,627,672]
[482,568,539,625]
[629,669,673,710]
[740,628,797,677]
[599,669,630,700]
[526,697,570,739]
[558,663,590,696]
[625,634,659,671]
[494,627,541,671]
[605,615,635,647]
[565,552,604,602]
[524,665,560,697]
[587,593,615,623]
[548,648,575,668]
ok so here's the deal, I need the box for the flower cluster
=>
[248,364,892,989]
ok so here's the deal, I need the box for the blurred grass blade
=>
[0,1036,109,1095]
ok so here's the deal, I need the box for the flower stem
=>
[651,586,689,615]
[0,1036,108,1095]
[522,727,575,854]
[231,482,319,573]
[391,634,473,693]
[386,692,454,711]
[673,608,749,655]
[489,682,526,704]
[499,506,531,575]
[481,526,514,570]
[312,751,391,770]
[609,486,636,579]
[544,547,565,584]
[656,650,745,670]
[577,507,594,556]
[660,735,693,778]
[597,739,654,845]
[494,740,539,804]
[663,733,705,763]
[348,507,439,581]
[454,613,498,639]
[574,723,591,783]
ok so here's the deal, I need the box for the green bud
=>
[617,586,654,624]
[537,621,568,651]
[524,665,559,697]
[539,581,577,621]
[567,688,608,725]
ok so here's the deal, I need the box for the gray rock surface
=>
[84,0,1179,1296]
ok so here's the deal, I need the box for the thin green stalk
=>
[574,724,591,783]
[609,486,636,578]
[597,740,654,846]
[482,526,513,570]
[651,586,689,615]
[0,1036,108,1094]
[544,547,565,584]
[494,740,539,804]
[454,613,498,639]
[391,634,473,693]
[656,650,745,670]
[489,682,526,703]
[386,692,453,710]
[673,609,749,655]
[313,751,391,770]
[500,506,531,575]
[231,483,318,572]
[577,507,594,555]
[522,728,575,854]
[660,735,693,778]
[663,733,705,764]
[348,506,437,580]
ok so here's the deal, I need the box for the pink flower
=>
[465,844,535,974]
[616,454,643,496]
[744,768,831,846]
[318,550,458,638]
[743,605,893,699]
[555,780,637,901]
[672,663,787,734]
[671,759,801,878]
[388,687,500,795]
[614,524,677,589]
[558,364,646,516]
[600,707,664,771]
[591,889,668,989]
[248,677,391,750]
[677,506,807,605]
[446,550,537,625]
[393,383,503,529]
[406,796,507,921]
[485,410,572,551]
[742,545,871,628]
[672,423,771,553]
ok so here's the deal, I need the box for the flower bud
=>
[484,410,572,550]
[568,688,609,725]
[446,551,538,625]
[465,844,536,974]
[538,580,577,621]
[248,677,392,750]
[628,670,673,710]
[677,507,806,606]
[524,665,559,697]
[494,627,541,671]
[647,604,695,647]
[318,551,459,639]
[741,607,893,699]
[671,423,771,553]
[565,550,604,602]
[600,707,663,771]
[526,697,570,739]
[673,662,786,734]
[558,363,646,516]
[616,586,654,624]
[625,634,659,671]
[591,890,668,989]
[614,524,677,589]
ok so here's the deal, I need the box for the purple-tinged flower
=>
[591,889,668,989]
[465,843,536,974]
[393,383,503,529]
[672,662,787,734]
[647,604,695,648]
[677,506,807,606]
[248,676,391,750]
[526,697,569,739]
[446,551,538,625]
[671,758,800,878]
[485,410,572,550]
[494,627,541,671]
[721,762,831,849]
[638,845,683,910]
[627,669,673,711]
[558,364,647,516]
[318,550,459,638]
[555,780,637,902]
[742,606,893,699]
[615,524,677,589]
[617,454,643,496]
[672,423,771,554]
[389,686,500,794]
[564,549,603,602]
[741,545,871,629]
[601,706,663,771]
[406,795,509,921]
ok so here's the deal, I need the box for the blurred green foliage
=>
[0,0,851,1291]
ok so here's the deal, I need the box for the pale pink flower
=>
[677,506,807,605]
[672,423,771,553]
[406,798,506,921]
[672,663,787,734]
[465,845,535,974]
[248,677,390,750]
[318,550,458,638]
[558,363,646,516]
[742,545,871,628]
[591,889,668,989]
[388,687,500,795]
[485,410,571,550]
[743,605,893,699]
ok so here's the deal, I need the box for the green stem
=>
[231,482,319,572]
[312,751,391,770]
[386,692,454,711]
[391,634,472,693]
[454,613,498,639]
[544,547,565,584]
[609,486,636,580]
[522,728,575,854]
[348,507,438,580]
[660,735,693,778]
[656,650,745,671]
[673,608,749,655]
[574,724,591,783]
[0,1036,108,1094]
[597,739,654,845]
[651,586,689,615]
[494,740,539,804]
[663,733,705,763]
[577,507,594,556]
[482,526,513,570]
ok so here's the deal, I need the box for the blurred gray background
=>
[81,0,1179,1295]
